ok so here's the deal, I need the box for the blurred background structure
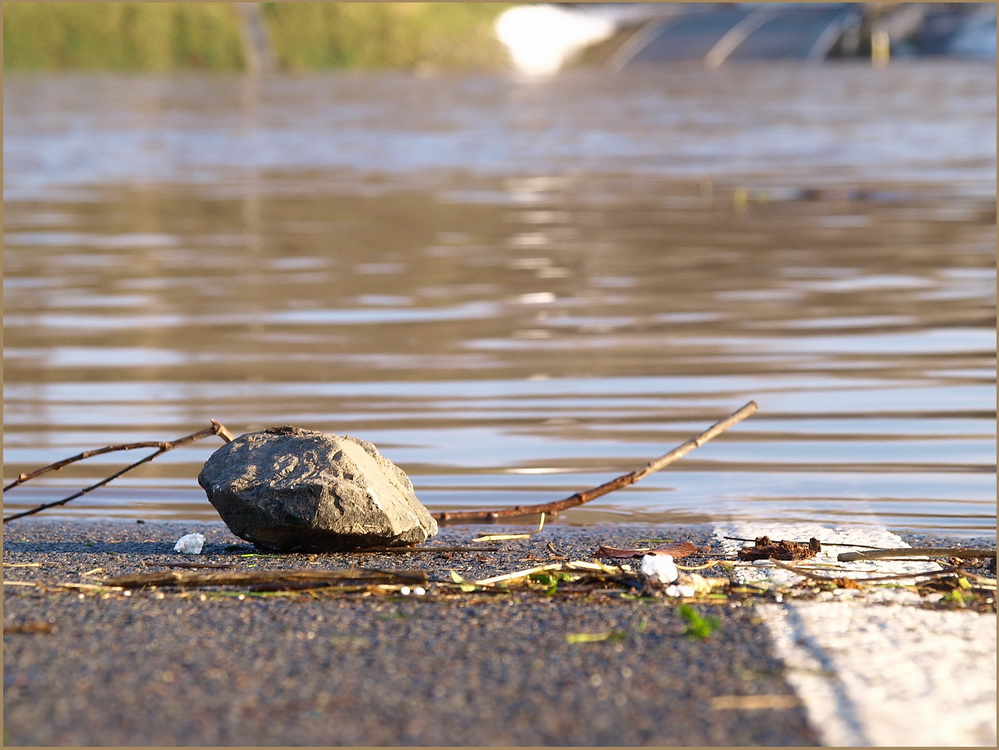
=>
[4,2,996,74]
[500,3,997,73]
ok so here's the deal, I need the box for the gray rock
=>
[198,426,438,551]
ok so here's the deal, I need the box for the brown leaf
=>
[593,541,700,560]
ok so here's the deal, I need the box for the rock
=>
[198,426,438,552]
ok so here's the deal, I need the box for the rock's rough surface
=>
[198,426,437,551]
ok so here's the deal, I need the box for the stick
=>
[346,545,501,554]
[837,547,996,562]
[724,536,887,550]
[771,558,965,584]
[3,420,234,523]
[432,401,758,523]
[99,567,427,589]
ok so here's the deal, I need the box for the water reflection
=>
[3,65,995,535]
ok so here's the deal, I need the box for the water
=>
[4,62,995,536]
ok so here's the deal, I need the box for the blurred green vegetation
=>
[265,3,512,70]
[3,2,513,72]
[3,3,246,70]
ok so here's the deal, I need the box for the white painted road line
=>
[715,522,997,747]
[761,601,996,746]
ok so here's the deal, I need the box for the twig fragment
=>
[475,563,565,586]
[474,513,547,542]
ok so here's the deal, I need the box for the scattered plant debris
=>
[710,694,800,711]
[679,603,721,639]
[737,536,822,561]
[4,620,56,635]
[565,630,628,644]
[5,535,995,613]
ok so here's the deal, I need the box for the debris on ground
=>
[737,536,822,561]
[593,540,700,559]
[3,526,994,614]
[173,533,206,554]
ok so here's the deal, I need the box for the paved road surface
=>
[4,519,994,746]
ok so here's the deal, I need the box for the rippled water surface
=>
[4,63,995,535]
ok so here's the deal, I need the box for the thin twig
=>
[345,546,501,554]
[3,421,234,523]
[475,563,565,586]
[770,558,964,584]
[99,567,427,589]
[837,547,996,562]
[433,401,758,523]
[724,536,887,550]
[474,512,547,541]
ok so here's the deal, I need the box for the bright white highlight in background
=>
[494,4,616,75]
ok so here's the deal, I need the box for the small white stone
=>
[639,554,678,584]
[174,533,206,554]
[413,586,426,596]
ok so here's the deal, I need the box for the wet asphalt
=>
[6,516,970,746]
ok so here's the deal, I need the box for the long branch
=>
[432,400,758,524]
[3,420,233,523]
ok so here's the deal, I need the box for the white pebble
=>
[174,533,206,554]
[640,554,678,584]
[664,584,696,598]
